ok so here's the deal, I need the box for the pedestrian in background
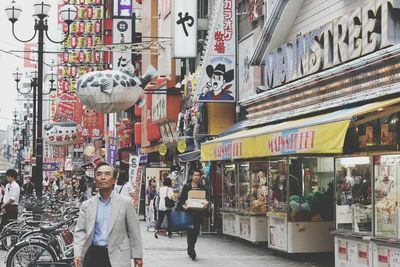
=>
[146,178,158,222]
[114,173,134,200]
[179,169,209,260]
[73,162,143,267]
[22,176,35,196]
[1,169,20,226]
[154,177,174,238]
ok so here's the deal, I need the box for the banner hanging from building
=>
[114,0,132,16]
[173,0,197,58]
[196,0,236,102]
[112,17,134,71]
[129,155,140,182]
[106,136,118,166]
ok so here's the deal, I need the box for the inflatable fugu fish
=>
[76,65,157,113]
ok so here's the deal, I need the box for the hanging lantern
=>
[78,21,86,35]
[86,6,94,19]
[44,122,78,146]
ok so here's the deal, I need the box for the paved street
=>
[141,222,334,267]
[0,221,334,267]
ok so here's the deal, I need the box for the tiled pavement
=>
[0,222,335,267]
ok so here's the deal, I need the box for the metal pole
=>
[35,19,45,196]
[32,79,37,156]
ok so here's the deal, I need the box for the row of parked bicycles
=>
[0,194,81,267]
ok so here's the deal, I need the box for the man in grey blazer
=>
[73,162,143,267]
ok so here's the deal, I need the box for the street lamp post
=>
[6,0,77,196]
[13,68,57,159]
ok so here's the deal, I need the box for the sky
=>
[0,0,59,131]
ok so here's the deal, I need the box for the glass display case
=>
[222,163,236,209]
[374,154,400,238]
[268,158,288,212]
[249,162,268,213]
[237,162,268,212]
[288,157,335,222]
[238,163,250,210]
[335,157,372,234]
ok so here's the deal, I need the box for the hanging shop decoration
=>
[44,122,78,146]
[76,66,158,113]
[116,118,132,148]
[195,0,236,102]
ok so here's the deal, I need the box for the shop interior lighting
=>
[340,157,370,167]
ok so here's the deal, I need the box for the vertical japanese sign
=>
[129,154,142,211]
[112,18,134,71]
[129,155,140,182]
[114,0,132,16]
[24,43,37,68]
[173,0,197,58]
[196,0,236,102]
[238,34,255,100]
[82,106,104,138]
[106,136,118,166]
[132,166,142,211]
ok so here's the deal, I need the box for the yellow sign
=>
[159,144,168,156]
[201,120,350,161]
[177,140,187,153]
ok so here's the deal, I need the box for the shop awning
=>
[201,98,400,161]
[178,150,201,163]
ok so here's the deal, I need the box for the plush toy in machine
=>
[76,65,157,113]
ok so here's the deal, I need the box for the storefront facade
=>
[201,0,400,261]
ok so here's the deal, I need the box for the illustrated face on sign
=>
[200,63,234,101]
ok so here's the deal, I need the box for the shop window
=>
[288,157,334,222]
[238,162,268,212]
[268,158,288,212]
[222,163,236,209]
[335,157,372,234]
[374,154,400,239]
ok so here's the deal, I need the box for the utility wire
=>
[0,48,53,67]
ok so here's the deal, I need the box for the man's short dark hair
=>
[191,168,201,175]
[94,162,117,178]
[5,169,18,179]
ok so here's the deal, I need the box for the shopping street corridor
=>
[0,221,334,267]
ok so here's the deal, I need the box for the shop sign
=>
[196,0,236,102]
[65,158,73,171]
[82,107,104,138]
[173,0,197,58]
[114,0,132,16]
[263,0,400,90]
[177,140,187,153]
[43,162,58,172]
[129,155,140,182]
[151,86,167,122]
[267,129,316,155]
[159,144,168,156]
[112,18,134,72]
[159,122,178,143]
[238,34,255,101]
[213,141,243,160]
[379,155,400,165]
[106,136,118,166]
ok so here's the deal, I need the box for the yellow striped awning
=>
[201,98,400,161]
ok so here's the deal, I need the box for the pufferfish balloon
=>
[76,65,157,113]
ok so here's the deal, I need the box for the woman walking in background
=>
[154,177,174,238]
[114,173,134,200]
[146,178,158,228]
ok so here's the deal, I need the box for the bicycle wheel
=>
[0,232,20,251]
[6,240,58,267]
